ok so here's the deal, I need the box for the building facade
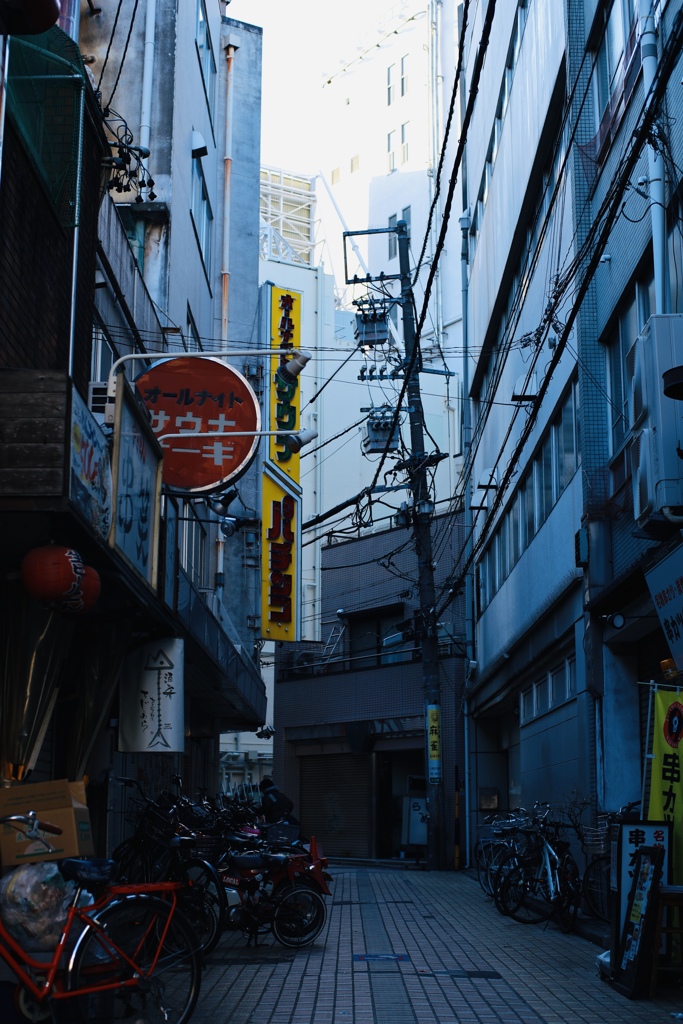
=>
[462,0,683,855]
[0,4,269,846]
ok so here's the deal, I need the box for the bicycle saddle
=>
[60,858,118,885]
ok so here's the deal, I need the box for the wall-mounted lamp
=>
[219,517,259,538]
[600,613,625,629]
[205,488,239,518]
[599,253,611,264]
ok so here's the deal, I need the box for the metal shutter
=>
[299,753,371,858]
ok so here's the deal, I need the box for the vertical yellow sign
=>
[269,287,303,485]
[648,690,683,883]
[427,705,442,783]
[261,471,299,642]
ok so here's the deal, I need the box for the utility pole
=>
[396,220,444,871]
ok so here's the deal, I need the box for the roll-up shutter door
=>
[300,753,371,858]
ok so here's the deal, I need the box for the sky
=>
[226,0,400,173]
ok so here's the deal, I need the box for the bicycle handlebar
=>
[0,812,63,836]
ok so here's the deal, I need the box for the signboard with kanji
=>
[109,380,162,588]
[135,356,261,492]
[648,688,683,882]
[269,286,303,484]
[645,547,683,670]
[119,638,185,752]
[261,469,300,642]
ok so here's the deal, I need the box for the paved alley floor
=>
[195,868,683,1024]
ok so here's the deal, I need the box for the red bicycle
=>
[0,811,201,1023]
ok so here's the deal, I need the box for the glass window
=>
[191,157,213,273]
[387,64,394,105]
[402,206,411,237]
[551,665,566,705]
[401,122,409,164]
[387,131,396,172]
[400,54,408,96]
[388,213,397,260]
[535,676,549,714]
[567,657,576,696]
[179,503,207,589]
[522,688,534,722]
[196,0,216,119]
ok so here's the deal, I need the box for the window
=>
[187,307,202,352]
[196,0,216,119]
[400,55,408,96]
[191,156,213,273]
[179,503,207,589]
[348,608,412,669]
[388,214,397,260]
[331,166,341,185]
[350,154,360,173]
[387,64,394,105]
[520,657,576,722]
[387,130,396,172]
[401,205,411,237]
[477,382,581,611]
[401,122,409,164]
[593,0,640,134]
[605,277,651,456]
[91,321,114,383]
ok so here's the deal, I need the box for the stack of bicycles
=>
[474,799,640,933]
[112,776,331,953]
[475,803,581,933]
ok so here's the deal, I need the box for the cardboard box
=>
[0,779,94,866]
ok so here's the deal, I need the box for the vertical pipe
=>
[139,0,157,190]
[0,36,8,190]
[68,81,85,378]
[222,43,237,342]
[641,9,667,314]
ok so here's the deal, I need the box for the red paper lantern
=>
[77,565,101,612]
[21,546,85,602]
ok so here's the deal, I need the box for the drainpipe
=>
[641,8,667,314]
[139,0,157,194]
[460,209,473,869]
[222,40,238,342]
[67,81,85,378]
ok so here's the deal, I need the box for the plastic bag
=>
[0,862,89,951]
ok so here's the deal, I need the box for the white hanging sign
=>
[119,638,185,753]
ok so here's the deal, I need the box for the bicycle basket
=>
[584,826,609,856]
[192,833,224,862]
[263,822,300,845]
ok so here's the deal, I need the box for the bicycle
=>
[566,799,641,923]
[113,777,227,954]
[0,810,201,1023]
[495,817,581,932]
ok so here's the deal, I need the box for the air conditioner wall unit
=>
[629,315,683,523]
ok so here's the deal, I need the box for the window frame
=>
[190,155,214,276]
[195,0,217,121]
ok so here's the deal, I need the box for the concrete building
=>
[0,3,269,843]
[461,0,683,855]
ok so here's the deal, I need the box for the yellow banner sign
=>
[261,472,299,642]
[269,287,303,484]
[648,690,683,883]
[427,705,442,783]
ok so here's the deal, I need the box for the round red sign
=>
[135,356,261,492]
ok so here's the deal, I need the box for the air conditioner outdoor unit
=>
[629,315,683,523]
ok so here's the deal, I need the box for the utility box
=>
[362,406,400,452]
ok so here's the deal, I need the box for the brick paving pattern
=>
[195,868,683,1023]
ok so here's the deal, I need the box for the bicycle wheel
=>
[112,837,151,883]
[183,858,227,933]
[583,855,611,922]
[177,885,221,956]
[491,851,520,914]
[499,862,553,923]
[70,895,201,1024]
[556,854,581,934]
[271,887,326,948]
